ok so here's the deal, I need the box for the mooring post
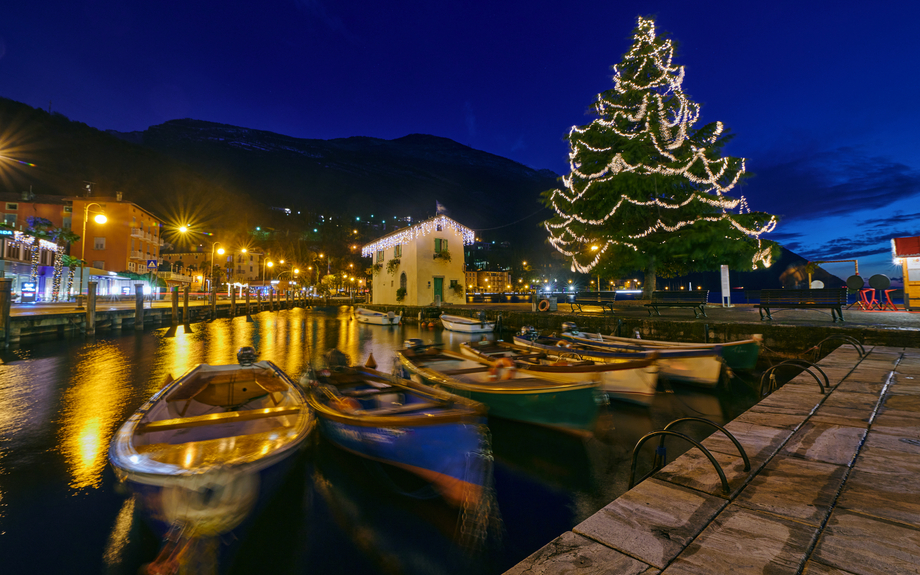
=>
[258,292,263,311]
[231,289,237,316]
[134,284,144,330]
[171,286,179,325]
[210,285,217,318]
[269,289,274,311]
[183,285,190,323]
[86,282,98,336]
[246,289,251,317]
[1,278,11,347]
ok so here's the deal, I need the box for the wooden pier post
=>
[269,289,274,311]
[134,284,144,330]
[1,278,11,347]
[258,292,263,311]
[246,289,252,319]
[183,285,190,323]
[210,285,217,318]
[231,289,237,316]
[171,286,179,325]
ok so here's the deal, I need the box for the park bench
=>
[645,290,709,318]
[568,292,617,315]
[758,288,848,322]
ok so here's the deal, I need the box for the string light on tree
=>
[541,16,778,294]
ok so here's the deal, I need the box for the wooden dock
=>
[505,344,920,574]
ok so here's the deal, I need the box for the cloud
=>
[293,0,358,43]
[747,147,920,221]
[464,101,476,138]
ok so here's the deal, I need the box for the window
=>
[92,260,105,269]
[5,203,17,210]
[129,262,136,272]
[64,206,72,213]
[376,250,384,263]
[94,237,106,250]
[394,244,402,257]
[436,224,442,231]
[400,272,407,291]
[435,238,448,252]
[450,280,458,288]
[3,214,15,227]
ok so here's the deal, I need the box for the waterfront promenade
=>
[505,343,920,574]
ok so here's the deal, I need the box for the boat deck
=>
[505,344,920,574]
[135,428,296,467]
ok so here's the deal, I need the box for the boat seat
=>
[137,406,302,433]
[362,400,442,416]
[441,366,493,375]
[341,386,399,397]
[165,369,288,414]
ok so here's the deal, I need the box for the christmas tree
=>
[542,16,777,297]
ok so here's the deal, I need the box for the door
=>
[434,277,443,304]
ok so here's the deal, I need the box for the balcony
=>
[130,250,144,260]
[159,272,192,284]
[130,228,144,238]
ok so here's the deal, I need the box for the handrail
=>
[810,335,865,362]
[628,430,730,495]
[661,417,750,472]
[759,359,828,397]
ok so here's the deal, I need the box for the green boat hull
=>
[721,341,761,370]
[432,381,601,435]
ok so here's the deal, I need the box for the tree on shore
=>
[542,16,778,298]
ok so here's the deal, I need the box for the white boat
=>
[108,347,316,539]
[459,340,659,407]
[354,307,401,326]
[440,313,495,333]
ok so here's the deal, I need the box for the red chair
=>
[858,288,880,310]
[882,289,899,311]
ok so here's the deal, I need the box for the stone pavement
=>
[505,344,920,574]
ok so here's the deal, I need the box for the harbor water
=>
[0,306,766,574]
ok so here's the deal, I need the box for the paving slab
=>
[800,561,859,574]
[661,506,818,575]
[833,378,885,395]
[836,467,920,526]
[653,449,749,498]
[880,394,920,412]
[574,478,726,569]
[735,408,809,430]
[811,509,920,575]
[820,391,880,412]
[888,378,920,395]
[504,531,657,575]
[870,411,920,437]
[780,421,867,466]
[700,421,792,469]
[808,404,873,428]
[855,429,920,475]
[733,456,847,526]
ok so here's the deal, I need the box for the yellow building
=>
[363,215,473,306]
[70,194,162,275]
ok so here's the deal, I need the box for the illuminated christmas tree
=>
[542,16,777,296]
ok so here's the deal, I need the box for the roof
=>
[0,192,70,205]
[361,215,475,257]
[892,236,920,258]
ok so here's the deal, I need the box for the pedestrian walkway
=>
[505,344,920,574]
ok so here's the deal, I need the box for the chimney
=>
[116,191,123,201]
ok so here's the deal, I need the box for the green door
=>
[434,277,443,301]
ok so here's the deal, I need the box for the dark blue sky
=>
[2,1,919,279]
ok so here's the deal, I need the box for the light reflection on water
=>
[0,306,761,574]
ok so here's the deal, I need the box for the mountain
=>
[105,119,559,240]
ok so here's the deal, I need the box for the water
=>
[0,306,764,574]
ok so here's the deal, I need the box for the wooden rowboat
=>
[303,354,489,508]
[440,313,495,333]
[354,307,402,325]
[108,348,316,539]
[398,343,603,436]
[459,339,659,407]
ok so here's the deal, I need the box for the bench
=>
[137,406,303,433]
[645,290,709,318]
[568,293,617,315]
[758,288,848,322]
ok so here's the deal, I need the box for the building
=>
[0,190,72,231]
[0,229,60,300]
[465,269,512,293]
[362,215,474,306]
[69,194,163,291]
[160,248,265,290]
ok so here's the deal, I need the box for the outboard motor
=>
[477,310,487,324]
[560,322,579,335]
[387,311,396,319]
[634,329,642,340]
[519,326,539,341]
[237,346,258,366]
[404,338,425,350]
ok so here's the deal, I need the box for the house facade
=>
[70,195,163,275]
[362,215,474,306]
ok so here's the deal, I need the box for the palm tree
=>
[48,228,80,302]
[25,216,53,282]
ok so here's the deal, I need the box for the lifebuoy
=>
[488,357,517,381]
[538,299,550,312]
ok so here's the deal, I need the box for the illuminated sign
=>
[21,281,37,303]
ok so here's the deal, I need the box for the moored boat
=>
[354,307,402,326]
[459,339,659,407]
[302,349,489,508]
[108,347,316,539]
[398,341,603,436]
[517,327,724,388]
[559,324,761,370]
[440,312,495,333]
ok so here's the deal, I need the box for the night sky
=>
[2,1,919,280]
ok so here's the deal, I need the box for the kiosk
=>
[892,236,920,311]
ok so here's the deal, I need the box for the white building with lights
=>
[362,215,473,306]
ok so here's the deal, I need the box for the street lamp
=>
[77,202,107,308]
[208,242,225,292]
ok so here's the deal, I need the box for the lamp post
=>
[77,202,107,309]
[208,242,224,292]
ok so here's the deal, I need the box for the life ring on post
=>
[538,299,551,312]
[488,357,517,381]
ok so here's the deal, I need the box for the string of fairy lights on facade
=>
[361,215,475,257]
[545,15,776,273]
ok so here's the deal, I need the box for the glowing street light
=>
[77,202,107,308]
